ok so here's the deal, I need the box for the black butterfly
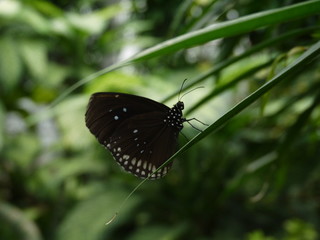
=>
[85,92,186,179]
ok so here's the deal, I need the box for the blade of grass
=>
[130,0,320,62]
[49,62,130,108]
[185,58,275,115]
[162,40,320,169]
[275,86,320,190]
[53,1,320,108]
[271,81,320,118]
[168,0,194,36]
[105,41,320,223]
[162,26,319,103]
[179,0,220,34]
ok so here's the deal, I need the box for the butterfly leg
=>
[184,118,208,132]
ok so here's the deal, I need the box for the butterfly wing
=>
[107,112,179,179]
[85,92,169,145]
[85,92,178,179]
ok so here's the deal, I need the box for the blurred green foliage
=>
[0,0,319,240]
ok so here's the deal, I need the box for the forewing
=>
[85,92,169,145]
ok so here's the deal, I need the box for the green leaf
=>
[50,1,320,107]
[186,55,273,115]
[128,223,187,240]
[66,4,124,35]
[55,95,89,150]
[0,1,20,18]
[160,40,320,176]
[19,39,48,81]
[0,102,4,151]
[163,26,319,103]
[0,36,22,93]
[18,3,51,34]
[0,202,42,240]
[130,0,320,62]
[56,189,141,240]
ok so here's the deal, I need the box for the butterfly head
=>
[175,101,184,110]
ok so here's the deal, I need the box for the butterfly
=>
[85,92,187,179]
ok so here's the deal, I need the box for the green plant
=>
[1,0,319,239]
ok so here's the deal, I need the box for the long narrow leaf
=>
[163,40,320,166]
[130,0,320,62]
[162,26,319,103]
[185,59,275,115]
[52,1,320,108]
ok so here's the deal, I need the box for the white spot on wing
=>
[148,163,152,171]
[163,167,167,174]
[137,160,142,167]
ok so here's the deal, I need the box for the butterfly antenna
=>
[179,86,204,101]
[178,79,188,101]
